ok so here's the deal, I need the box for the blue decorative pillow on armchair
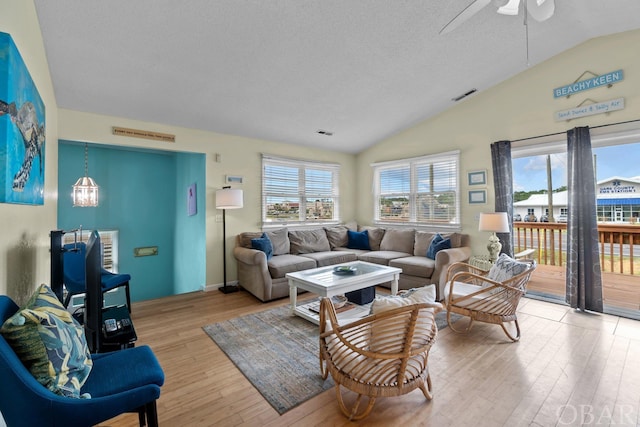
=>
[347,230,371,250]
[426,233,451,259]
[251,233,273,260]
[0,284,93,398]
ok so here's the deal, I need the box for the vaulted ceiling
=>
[34,1,640,153]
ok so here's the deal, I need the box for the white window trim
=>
[512,127,640,158]
[371,150,461,230]
[261,154,340,228]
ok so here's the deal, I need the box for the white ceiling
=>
[34,1,640,154]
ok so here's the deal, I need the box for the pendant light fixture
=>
[72,143,99,207]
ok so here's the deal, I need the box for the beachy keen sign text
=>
[553,69,623,98]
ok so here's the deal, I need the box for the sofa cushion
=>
[389,256,435,278]
[265,228,290,256]
[441,232,463,248]
[299,251,357,267]
[334,247,370,257]
[267,254,317,279]
[324,226,349,249]
[239,231,263,249]
[427,233,451,259]
[358,250,412,266]
[380,229,415,253]
[289,229,331,254]
[251,233,273,260]
[0,284,92,398]
[413,231,436,256]
[347,230,371,250]
[358,226,385,251]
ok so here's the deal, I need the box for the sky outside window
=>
[513,142,640,192]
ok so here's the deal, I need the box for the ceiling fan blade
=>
[497,0,520,16]
[439,0,492,35]
[528,0,554,21]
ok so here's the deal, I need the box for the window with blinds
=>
[372,151,460,228]
[262,155,340,225]
[62,230,120,273]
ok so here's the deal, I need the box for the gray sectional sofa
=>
[233,225,471,302]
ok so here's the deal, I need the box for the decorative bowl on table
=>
[333,265,357,275]
[331,295,348,308]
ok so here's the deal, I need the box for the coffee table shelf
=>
[286,261,401,325]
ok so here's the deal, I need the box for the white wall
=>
[57,109,358,288]
[0,1,58,304]
[356,29,640,255]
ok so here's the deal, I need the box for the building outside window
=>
[372,150,460,228]
[262,155,340,226]
[513,138,640,224]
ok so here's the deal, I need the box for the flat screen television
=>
[84,230,103,353]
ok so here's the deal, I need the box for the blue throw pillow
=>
[347,230,371,250]
[0,284,93,398]
[426,234,451,259]
[251,233,273,260]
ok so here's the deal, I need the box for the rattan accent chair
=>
[443,259,536,342]
[319,297,442,420]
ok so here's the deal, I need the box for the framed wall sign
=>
[469,190,487,204]
[467,170,486,186]
[225,175,243,184]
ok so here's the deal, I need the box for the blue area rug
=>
[203,304,455,414]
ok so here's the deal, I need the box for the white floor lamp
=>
[479,212,510,263]
[216,186,243,294]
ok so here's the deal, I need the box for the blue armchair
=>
[0,296,164,427]
[63,242,132,312]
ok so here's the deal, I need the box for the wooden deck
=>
[528,264,640,315]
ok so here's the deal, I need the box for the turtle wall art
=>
[0,32,45,205]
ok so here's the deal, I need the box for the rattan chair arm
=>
[446,261,489,282]
[320,298,442,332]
[446,262,537,306]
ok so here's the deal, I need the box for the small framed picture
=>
[469,190,487,204]
[187,183,197,216]
[225,175,243,184]
[468,170,487,186]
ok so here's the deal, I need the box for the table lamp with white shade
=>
[216,186,244,294]
[478,212,510,262]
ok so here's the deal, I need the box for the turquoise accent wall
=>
[174,152,206,295]
[57,141,206,302]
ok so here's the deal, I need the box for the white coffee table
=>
[286,261,401,325]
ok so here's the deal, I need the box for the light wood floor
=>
[100,289,640,427]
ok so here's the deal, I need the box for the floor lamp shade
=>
[216,187,243,294]
[478,212,510,262]
[215,188,243,209]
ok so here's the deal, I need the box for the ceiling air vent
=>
[452,88,477,102]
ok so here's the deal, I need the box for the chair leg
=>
[447,310,474,334]
[63,293,72,308]
[335,384,376,421]
[124,282,132,313]
[319,353,329,380]
[500,319,521,342]
[144,401,159,427]
[137,406,146,426]
[418,373,433,400]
